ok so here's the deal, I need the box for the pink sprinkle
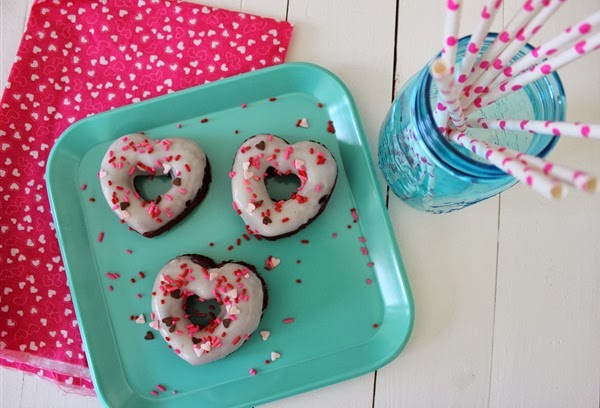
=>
[283,318,295,324]
[172,391,177,395]
[126,249,133,254]
[332,232,337,238]
[97,232,104,243]
[177,124,182,128]
[106,272,120,280]
[151,390,158,396]
[157,384,166,392]
[241,103,247,108]
[108,285,113,291]
[359,236,366,243]
[367,262,374,267]
[229,171,236,178]
[165,194,173,201]
[360,247,368,256]
[137,294,142,298]
[249,368,257,376]
[366,278,372,285]
[80,184,87,191]
[315,184,321,192]
[179,188,187,194]
[128,166,136,176]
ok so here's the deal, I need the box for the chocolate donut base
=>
[142,160,212,238]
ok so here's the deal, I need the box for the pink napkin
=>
[0,0,292,392]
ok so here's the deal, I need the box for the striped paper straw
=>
[466,117,600,139]
[489,9,600,88]
[467,0,566,99]
[449,131,566,199]
[430,58,467,131]
[456,0,503,89]
[461,0,545,105]
[467,31,600,114]
[441,0,464,70]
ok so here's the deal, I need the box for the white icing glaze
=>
[231,134,337,238]
[99,133,208,237]
[151,255,265,365]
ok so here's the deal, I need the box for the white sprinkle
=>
[247,203,256,213]
[271,257,280,268]
[260,330,270,341]
[200,341,211,352]
[98,170,108,179]
[228,304,240,315]
[271,351,281,361]
[298,118,309,128]
[293,159,305,169]
[243,170,254,180]
[227,289,238,299]
[242,161,251,171]
[149,320,160,330]
[120,210,130,219]
[208,272,219,281]
[163,163,172,174]
[135,314,145,324]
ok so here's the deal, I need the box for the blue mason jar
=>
[378,34,566,213]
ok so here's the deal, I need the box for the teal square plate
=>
[46,63,414,407]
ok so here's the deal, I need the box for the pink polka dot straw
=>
[466,118,600,141]
[449,131,566,200]
[464,0,566,108]
[488,9,600,90]
[468,31,600,114]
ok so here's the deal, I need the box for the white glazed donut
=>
[99,133,210,237]
[150,255,267,365]
[231,134,338,239]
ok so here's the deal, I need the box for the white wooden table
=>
[1,1,599,407]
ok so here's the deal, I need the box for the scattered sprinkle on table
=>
[283,317,295,324]
[269,97,277,101]
[97,231,104,243]
[249,368,257,376]
[260,330,271,341]
[80,184,87,191]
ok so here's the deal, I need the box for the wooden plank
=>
[0,0,29,93]
[374,1,507,406]
[285,0,398,169]
[1,368,24,407]
[490,1,600,406]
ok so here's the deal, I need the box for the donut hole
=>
[184,296,222,328]
[134,174,173,202]
[264,167,301,201]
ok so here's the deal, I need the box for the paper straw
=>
[466,117,600,139]
[468,0,566,98]
[441,0,464,71]
[456,0,503,90]
[509,148,597,193]
[489,10,600,88]
[430,58,467,131]
[461,0,545,100]
[468,31,600,113]
[449,131,566,199]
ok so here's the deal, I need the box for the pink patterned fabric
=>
[0,0,292,392]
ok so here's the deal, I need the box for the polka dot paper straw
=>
[466,0,566,100]
[441,0,464,70]
[488,9,600,89]
[509,148,597,193]
[466,117,600,140]
[455,0,503,91]
[430,58,467,131]
[461,0,545,104]
[467,31,600,113]
[449,131,566,199]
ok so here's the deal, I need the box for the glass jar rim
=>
[416,33,565,179]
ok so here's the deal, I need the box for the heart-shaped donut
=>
[99,133,210,237]
[231,134,338,239]
[150,254,267,365]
